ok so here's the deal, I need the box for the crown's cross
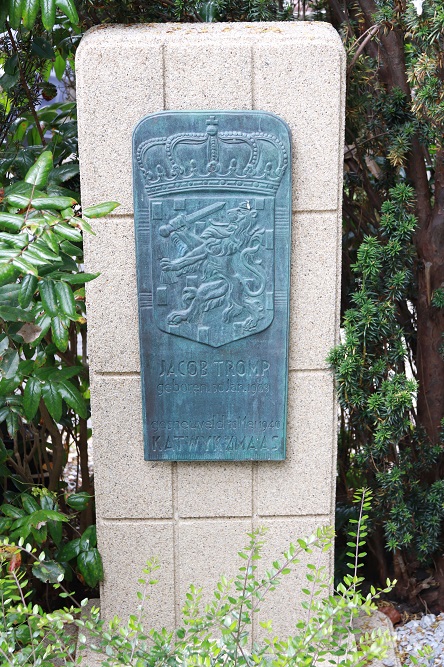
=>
[206,116,220,167]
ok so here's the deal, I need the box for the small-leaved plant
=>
[74,489,396,667]
[0,489,405,666]
[0,541,85,666]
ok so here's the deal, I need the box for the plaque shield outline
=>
[133,110,292,462]
[150,195,276,348]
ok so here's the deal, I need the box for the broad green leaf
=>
[5,194,31,209]
[12,256,39,276]
[31,36,55,60]
[32,559,64,583]
[0,250,18,261]
[52,366,83,381]
[54,281,76,318]
[40,0,56,30]
[77,548,103,587]
[42,229,59,254]
[31,523,48,544]
[40,279,58,316]
[78,217,94,235]
[19,359,34,375]
[58,380,86,417]
[42,381,62,422]
[0,375,21,398]
[82,202,120,218]
[0,1,8,25]
[57,538,81,561]
[55,0,79,24]
[0,213,24,233]
[23,508,68,526]
[0,517,11,531]
[37,108,58,122]
[51,272,99,284]
[0,232,28,248]
[26,241,58,262]
[1,504,26,519]
[66,492,91,511]
[0,306,33,322]
[60,240,82,257]
[8,0,24,29]
[22,0,40,28]
[48,518,63,546]
[48,163,79,184]
[53,222,82,242]
[40,494,56,510]
[54,53,66,80]
[25,151,53,188]
[32,196,76,210]
[22,494,40,514]
[51,316,69,351]
[35,365,77,381]
[42,212,59,226]
[79,525,96,551]
[20,249,47,267]
[18,274,38,308]
[4,55,18,76]
[0,71,19,91]
[0,349,19,380]
[0,264,19,287]
[5,181,45,199]
[23,376,42,421]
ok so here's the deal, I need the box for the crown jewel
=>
[136,115,289,197]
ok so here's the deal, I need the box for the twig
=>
[5,23,46,146]
[348,25,381,73]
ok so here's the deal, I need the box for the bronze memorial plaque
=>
[133,111,291,461]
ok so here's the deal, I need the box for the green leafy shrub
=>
[1,1,80,173]
[0,149,117,469]
[0,541,85,666]
[0,150,117,599]
[0,488,103,592]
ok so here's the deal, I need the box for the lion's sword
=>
[159,201,226,248]
[158,201,226,284]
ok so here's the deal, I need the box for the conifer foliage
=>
[324,0,444,603]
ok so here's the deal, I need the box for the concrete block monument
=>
[76,21,345,637]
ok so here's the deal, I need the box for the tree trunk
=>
[416,152,444,447]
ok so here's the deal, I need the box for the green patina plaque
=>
[133,111,291,461]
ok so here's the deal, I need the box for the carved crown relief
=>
[136,115,289,196]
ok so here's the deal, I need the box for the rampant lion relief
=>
[152,197,274,347]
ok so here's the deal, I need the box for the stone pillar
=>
[76,22,345,637]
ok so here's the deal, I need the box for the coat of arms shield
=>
[149,195,275,347]
[136,114,288,348]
